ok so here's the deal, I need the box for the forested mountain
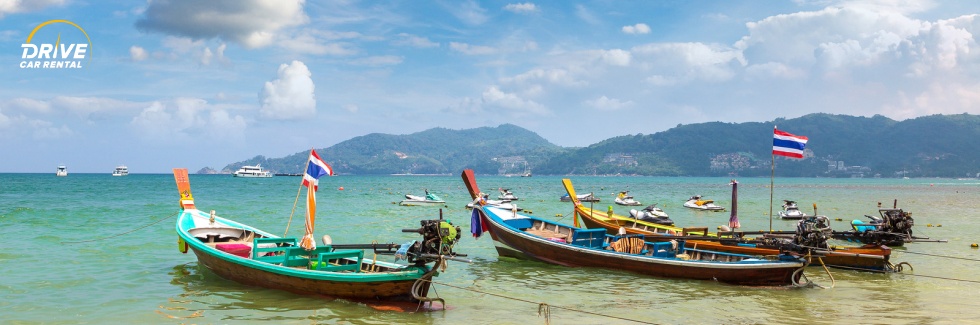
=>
[221,124,566,175]
[216,114,980,178]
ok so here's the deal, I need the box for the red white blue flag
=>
[302,149,333,190]
[772,129,808,159]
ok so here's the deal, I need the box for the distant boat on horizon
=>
[112,165,129,176]
[56,165,67,177]
[233,164,272,178]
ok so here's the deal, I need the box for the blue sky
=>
[2,0,979,173]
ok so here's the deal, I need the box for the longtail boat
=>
[462,170,806,286]
[172,161,465,305]
[561,178,896,271]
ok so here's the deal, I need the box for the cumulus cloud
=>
[259,61,316,120]
[135,0,308,48]
[502,68,587,88]
[585,96,634,111]
[130,46,148,61]
[622,23,651,35]
[504,3,538,14]
[0,0,67,18]
[481,86,548,115]
[130,98,246,141]
[631,42,744,84]
[200,43,228,65]
[601,49,631,66]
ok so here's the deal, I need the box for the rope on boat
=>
[416,278,655,324]
[828,264,980,284]
[411,256,446,312]
[538,303,552,325]
[816,257,836,289]
[900,251,980,262]
[60,211,178,244]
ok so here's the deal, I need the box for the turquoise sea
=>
[2,173,979,324]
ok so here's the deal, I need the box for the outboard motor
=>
[793,215,832,251]
[402,218,463,266]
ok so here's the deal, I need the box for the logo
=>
[20,19,92,69]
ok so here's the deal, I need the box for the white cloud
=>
[130,46,148,61]
[450,42,498,55]
[0,0,67,18]
[585,96,634,111]
[504,3,538,14]
[135,0,308,48]
[622,23,651,35]
[601,49,631,66]
[393,33,439,48]
[201,43,228,65]
[343,104,359,113]
[259,61,316,120]
[278,30,359,55]
[502,68,586,88]
[632,42,744,84]
[130,98,245,141]
[481,86,549,115]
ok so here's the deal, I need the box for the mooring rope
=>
[60,211,178,244]
[416,278,654,324]
[828,264,980,284]
[900,250,980,262]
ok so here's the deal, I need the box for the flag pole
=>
[770,126,776,232]
[284,147,315,237]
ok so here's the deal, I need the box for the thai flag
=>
[772,129,808,159]
[302,149,333,190]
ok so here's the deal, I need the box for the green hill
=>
[217,114,980,178]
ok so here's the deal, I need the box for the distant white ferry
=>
[112,165,129,176]
[233,164,273,178]
[56,165,68,177]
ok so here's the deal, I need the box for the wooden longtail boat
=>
[561,178,895,271]
[172,167,464,303]
[462,170,806,286]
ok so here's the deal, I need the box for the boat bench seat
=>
[281,246,335,267]
[252,237,298,264]
[648,242,676,258]
[312,250,364,273]
[570,228,607,248]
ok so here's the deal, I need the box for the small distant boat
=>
[778,200,806,219]
[171,166,466,304]
[628,204,673,225]
[399,189,446,206]
[463,170,807,286]
[56,165,68,177]
[112,165,129,176]
[614,190,642,206]
[497,188,519,201]
[520,162,532,177]
[560,193,599,202]
[233,164,272,178]
[465,195,522,211]
[683,195,725,211]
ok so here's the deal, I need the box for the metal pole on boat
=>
[770,130,776,233]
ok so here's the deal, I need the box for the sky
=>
[2,0,980,173]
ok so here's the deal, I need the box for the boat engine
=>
[402,218,463,265]
[791,215,833,252]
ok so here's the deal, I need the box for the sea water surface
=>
[2,173,979,324]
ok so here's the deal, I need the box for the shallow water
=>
[1,173,978,324]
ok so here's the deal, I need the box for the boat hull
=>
[480,207,802,286]
[176,209,431,301]
[577,206,892,271]
[187,245,420,299]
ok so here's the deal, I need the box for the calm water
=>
[2,173,979,324]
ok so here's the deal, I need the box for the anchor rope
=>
[828,264,980,284]
[61,211,178,244]
[416,278,654,324]
[900,250,980,262]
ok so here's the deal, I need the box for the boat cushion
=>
[215,243,251,258]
